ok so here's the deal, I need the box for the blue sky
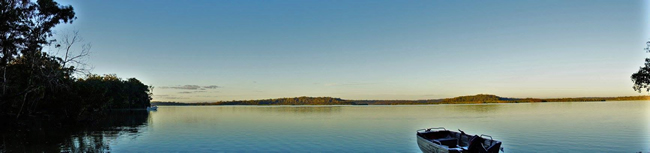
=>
[53,0,648,102]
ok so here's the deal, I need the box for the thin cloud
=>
[203,85,220,89]
[196,95,218,97]
[159,85,220,90]
[324,83,377,87]
[165,97,189,99]
[177,91,208,94]
[153,95,189,100]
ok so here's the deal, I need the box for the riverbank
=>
[152,94,650,106]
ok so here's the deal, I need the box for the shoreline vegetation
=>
[1,0,152,128]
[152,94,650,106]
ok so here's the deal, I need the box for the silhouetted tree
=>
[632,41,650,93]
[1,0,152,123]
[0,0,76,95]
[0,0,76,117]
[54,30,92,76]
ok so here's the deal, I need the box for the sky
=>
[52,0,649,102]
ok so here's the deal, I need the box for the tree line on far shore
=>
[152,94,650,106]
[0,0,151,125]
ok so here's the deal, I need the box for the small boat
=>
[416,127,503,153]
[146,105,158,111]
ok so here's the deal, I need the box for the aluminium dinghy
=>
[416,127,503,153]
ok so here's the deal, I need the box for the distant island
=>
[152,94,650,106]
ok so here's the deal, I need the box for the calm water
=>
[2,101,649,152]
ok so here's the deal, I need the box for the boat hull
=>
[417,135,455,153]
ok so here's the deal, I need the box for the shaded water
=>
[2,101,649,152]
[0,111,150,152]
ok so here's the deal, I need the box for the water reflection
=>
[3,102,649,152]
[256,106,342,114]
[0,110,150,152]
[445,104,502,112]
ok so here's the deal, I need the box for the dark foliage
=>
[0,0,151,124]
[217,96,352,105]
[632,41,650,93]
[440,94,503,103]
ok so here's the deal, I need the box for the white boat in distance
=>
[147,105,158,111]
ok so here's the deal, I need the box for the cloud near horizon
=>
[203,85,219,89]
[154,95,189,100]
[177,91,208,94]
[324,83,377,87]
[159,85,221,90]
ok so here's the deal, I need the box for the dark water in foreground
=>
[1,101,649,152]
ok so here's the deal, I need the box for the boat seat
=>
[466,135,501,153]
[432,137,458,148]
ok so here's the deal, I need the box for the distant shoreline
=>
[152,94,650,106]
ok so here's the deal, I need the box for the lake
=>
[2,101,649,152]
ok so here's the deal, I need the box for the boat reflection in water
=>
[0,110,151,152]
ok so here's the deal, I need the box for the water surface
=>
[3,101,649,152]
